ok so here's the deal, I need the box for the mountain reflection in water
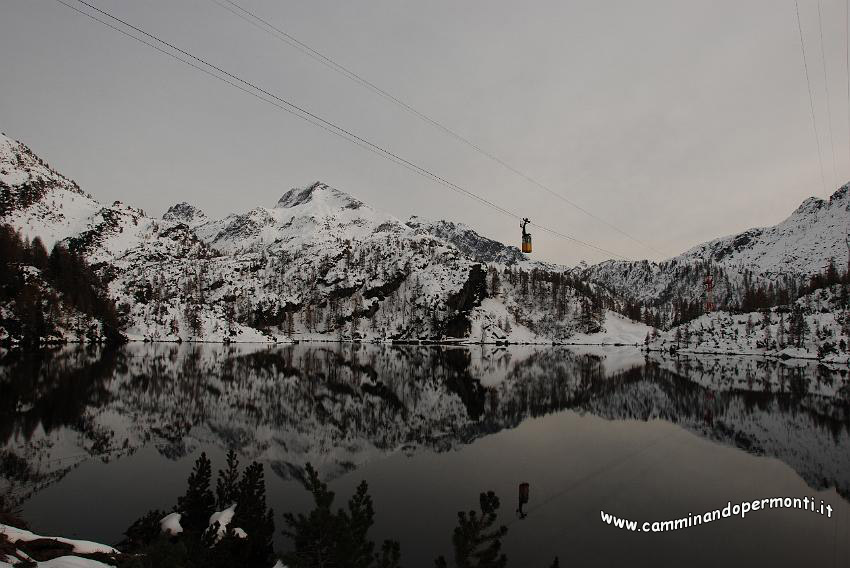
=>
[1,343,848,566]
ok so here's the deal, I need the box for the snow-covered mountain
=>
[162,202,208,228]
[1,134,621,345]
[0,133,100,249]
[684,189,848,275]
[405,216,526,264]
[585,185,850,306]
[6,130,843,355]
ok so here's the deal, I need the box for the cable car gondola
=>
[520,218,532,253]
[516,482,530,519]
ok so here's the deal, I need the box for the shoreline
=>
[3,337,849,364]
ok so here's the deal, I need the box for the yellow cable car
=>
[520,218,532,253]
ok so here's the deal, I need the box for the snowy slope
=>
[682,187,848,276]
[586,184,850,305]
[0,134,100,248]
[567,310,653,345]
[405,215,526,264]
[647,284,850,362]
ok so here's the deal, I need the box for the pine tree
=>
[223,302,236,337]
[489,268,500,297]
[282,464,400,568]
[287,311,296,336]
[761,310,772,349]
[30,236,48,269]
[184,302,203,338]
[796,307,809,348]
[232,461,275,566]
[216,449,240,509]
[435,491,507,568]
[176,452,215,532]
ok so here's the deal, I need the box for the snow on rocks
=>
[206,504,247,541]
[207,504,236,540]
[568,311,653,346]
[159,512,183,536]
[232,528,247,539]
[36,557,115,568]
[0,523,118,566]
[0,524,117,556]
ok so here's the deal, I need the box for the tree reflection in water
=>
[0,343,848,549]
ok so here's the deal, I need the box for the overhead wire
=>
[51,0,628,260]
[53,0,631,260]
[845,0,850,301]
[817,0,839,190]
[504,429,679,528]
[795,0,829,195]
[49,1,441,189]
[846,0,850,183]
[845,0,850,293]
[208,0,667,259]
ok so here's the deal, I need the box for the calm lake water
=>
[1,343,849,567]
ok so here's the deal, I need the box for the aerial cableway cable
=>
[53,0,631,260]
[846,0,850,177]
[817,0,839,189]
[795,0,828,196]
[208,0,665,259]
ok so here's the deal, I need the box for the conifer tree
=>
[215,449,240,509]
[282,464,400,568]
[176,452,215,532]
[489,268,500,297]
[435,491,507,568]
[232,461,275,566]
[30,236,48,269]
[761,310,772,349]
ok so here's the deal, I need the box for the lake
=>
[1,343,849,567]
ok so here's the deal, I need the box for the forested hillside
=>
[0,224,122,346]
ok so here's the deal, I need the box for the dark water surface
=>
[1,343,849,567]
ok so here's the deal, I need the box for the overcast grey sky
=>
[1,0,847,265]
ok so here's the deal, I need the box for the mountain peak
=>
[829,183,850,204]
[0,132,86,202]
[793,183,849,216]
[276,182,364,210]
[406,215,526,264]
[163,202,208,227]
[793,195,826,216]
[0,132,14,150]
